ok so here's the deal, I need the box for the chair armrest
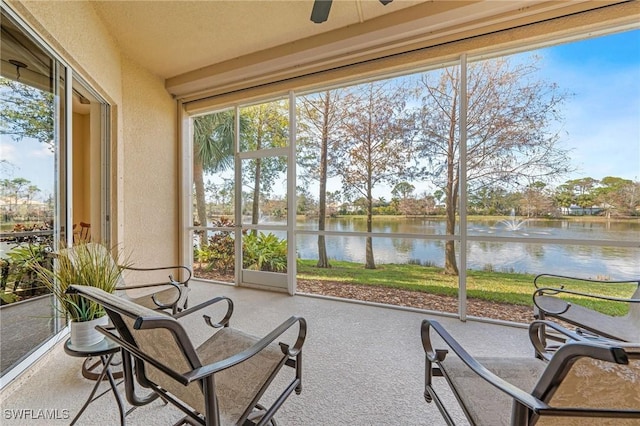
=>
[528,320,588,361]
[533,286,640,316]
[183,316,307,384]
[172,296,234,328]
[116,280,185,312]
[421,319,549,413]
[534,273,639,291]
[120,264,192,285]
[116,281,184,290]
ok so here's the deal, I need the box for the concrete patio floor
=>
[0,280,534,425]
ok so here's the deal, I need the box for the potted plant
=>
[29,242,128,348]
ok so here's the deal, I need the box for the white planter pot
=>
[70,316,109,349]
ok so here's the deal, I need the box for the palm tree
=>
[193,111,245,248]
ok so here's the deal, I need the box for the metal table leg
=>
[70,353,126,425]
[104,355,126,425]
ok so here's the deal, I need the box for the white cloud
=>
[31,144,54,158]
[0,142,18,163]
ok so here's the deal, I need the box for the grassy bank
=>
[297,259,634,316]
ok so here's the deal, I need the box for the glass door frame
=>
[234,92,297,295]
[0,4,111,388]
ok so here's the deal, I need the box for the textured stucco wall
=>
[8,1,180,269]
[10,1,122,103]
[120,58,178,271]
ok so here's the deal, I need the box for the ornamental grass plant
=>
[29,242,130,322]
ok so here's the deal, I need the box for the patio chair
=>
[532,273,640,343]
[73,222,92,243]
[63,242,192,380]
[67,284,306,426]
[421,319,640,425]
[68,242,192,315]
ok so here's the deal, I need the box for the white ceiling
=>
[88,1,622,97]
[91,0,427,79]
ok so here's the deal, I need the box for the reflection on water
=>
[292,217,640,280]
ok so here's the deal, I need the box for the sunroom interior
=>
[0,0,638,424]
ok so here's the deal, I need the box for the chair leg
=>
[246,404,278,425]
[121,349,159,407]
[172,416,201,426]
[104,356,127,425]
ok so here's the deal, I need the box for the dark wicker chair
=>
[533,274,639,344]
[421,318,640,425]
[67,285,306,426]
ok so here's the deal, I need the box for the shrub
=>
[194,217,236,274]
[1,243,52,304]
[195,217,288,274]
[243,232,287,273]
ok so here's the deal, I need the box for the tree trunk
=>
[365,235,375,269]
[443,93,459,275]
[317,94,331,268]
[317,177,331,267]
[193,156,207,248]
[365,184,376,269]
[317,235,330,268]
[251,157,262,236]
[443,182,459,274]
[444,234,458,275]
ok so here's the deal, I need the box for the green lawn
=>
[297,259,635,316]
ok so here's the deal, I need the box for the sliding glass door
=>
[0,6,111,386]
[0,8,66,381]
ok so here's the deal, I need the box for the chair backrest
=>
[618,284,640,343]
[68,242,189,316]
[119,303,206,416]
[531,342,640,425]
[67,284,292,425]
[534,276,640,342]
[73,222,91,243]
[67,285,205,412]
[626,284,640,324]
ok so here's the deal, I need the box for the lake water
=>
[267,217,639,280]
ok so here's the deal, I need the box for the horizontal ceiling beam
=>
[168,0,632,100]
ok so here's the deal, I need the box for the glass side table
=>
[64,338,126,425]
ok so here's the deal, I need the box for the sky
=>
[1,135,54,201]
[1,29,639,203]
[539,29,640,184]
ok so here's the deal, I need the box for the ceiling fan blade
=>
[311,0,333,24]
[311,0,391,24]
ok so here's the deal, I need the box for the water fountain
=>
[500,209,529,231]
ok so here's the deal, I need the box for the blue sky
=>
[2,29,639,202]
[539,29,640,183]
[1,135,54,200]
